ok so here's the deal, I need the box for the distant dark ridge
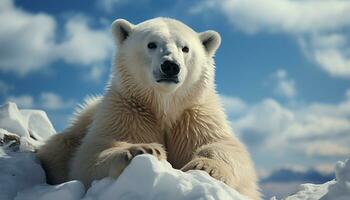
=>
[261,168,335,183]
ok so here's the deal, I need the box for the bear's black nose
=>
[160,60,180,77]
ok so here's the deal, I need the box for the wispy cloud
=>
[191,0,350,34]
[192,0,350,78]
[7,95,34,108]
[7,92,75,111]
[224,94,350,158]
[0,0,113,78]
[6,92,76,131]
[84,65,106,82]
[97,0,128,13]
[299,34,350,78]
[272,69,297,99]
[303,141,350,157]
[220,95,247,115]
[39,92,75,110]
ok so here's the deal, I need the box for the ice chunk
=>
[21,109,56,141]
[0,103,29,139]
[0,102,55,151]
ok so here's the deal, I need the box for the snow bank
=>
[7,154,248,200]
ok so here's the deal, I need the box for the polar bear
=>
[37,17,261,199]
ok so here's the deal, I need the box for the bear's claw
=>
[108,143,166,178]
[126,143,166,161]
[181,157,236,187]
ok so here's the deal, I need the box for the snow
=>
[0,102,55,151]
[0,151,45,200]
[0,102,55,199]
[83,155,249,200]
[1,102,350,200]
[15,181,85,200]
[0,152,248,200]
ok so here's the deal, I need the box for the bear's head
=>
[111,17,221,97]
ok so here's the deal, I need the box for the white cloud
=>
[56,16,113,66]
[39,92,75,110]
[219,95,247,114]
[315,163,335,175]
[97,0,128,13]
[192,0,350,34]
[7,95,34,108]
[303,141,350,157]
[234,98,294,142]
[192,0,350,78]
[6,92,75,111]
[0,0,113,77]
[284,114,350,141]
[224,93,350,158]
[299,34,350,78]
[0,0,56,75]
[84,65,106,82]
[273,69,297,99]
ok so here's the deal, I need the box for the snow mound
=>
[15,181,85,200]
[0,153,248,200]
[0,151,45,200]
[83,155,249,200]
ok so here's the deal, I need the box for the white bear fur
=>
[37,17,261,199]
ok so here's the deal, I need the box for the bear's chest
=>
[164,120,209,169]
[164,128,196,169]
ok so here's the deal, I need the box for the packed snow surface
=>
[1,102,350,200]
[0,151,45,200]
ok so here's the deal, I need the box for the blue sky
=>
[1,0,350,197]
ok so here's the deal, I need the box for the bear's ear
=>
[199,30,221,56]
[111,19,135,45]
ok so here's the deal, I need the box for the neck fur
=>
[109,57,214,126]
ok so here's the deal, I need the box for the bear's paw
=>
[107,143,167,178]
[181,157,238,188]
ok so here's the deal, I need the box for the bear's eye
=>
[182,46,189,53]
[147,42,157,49]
